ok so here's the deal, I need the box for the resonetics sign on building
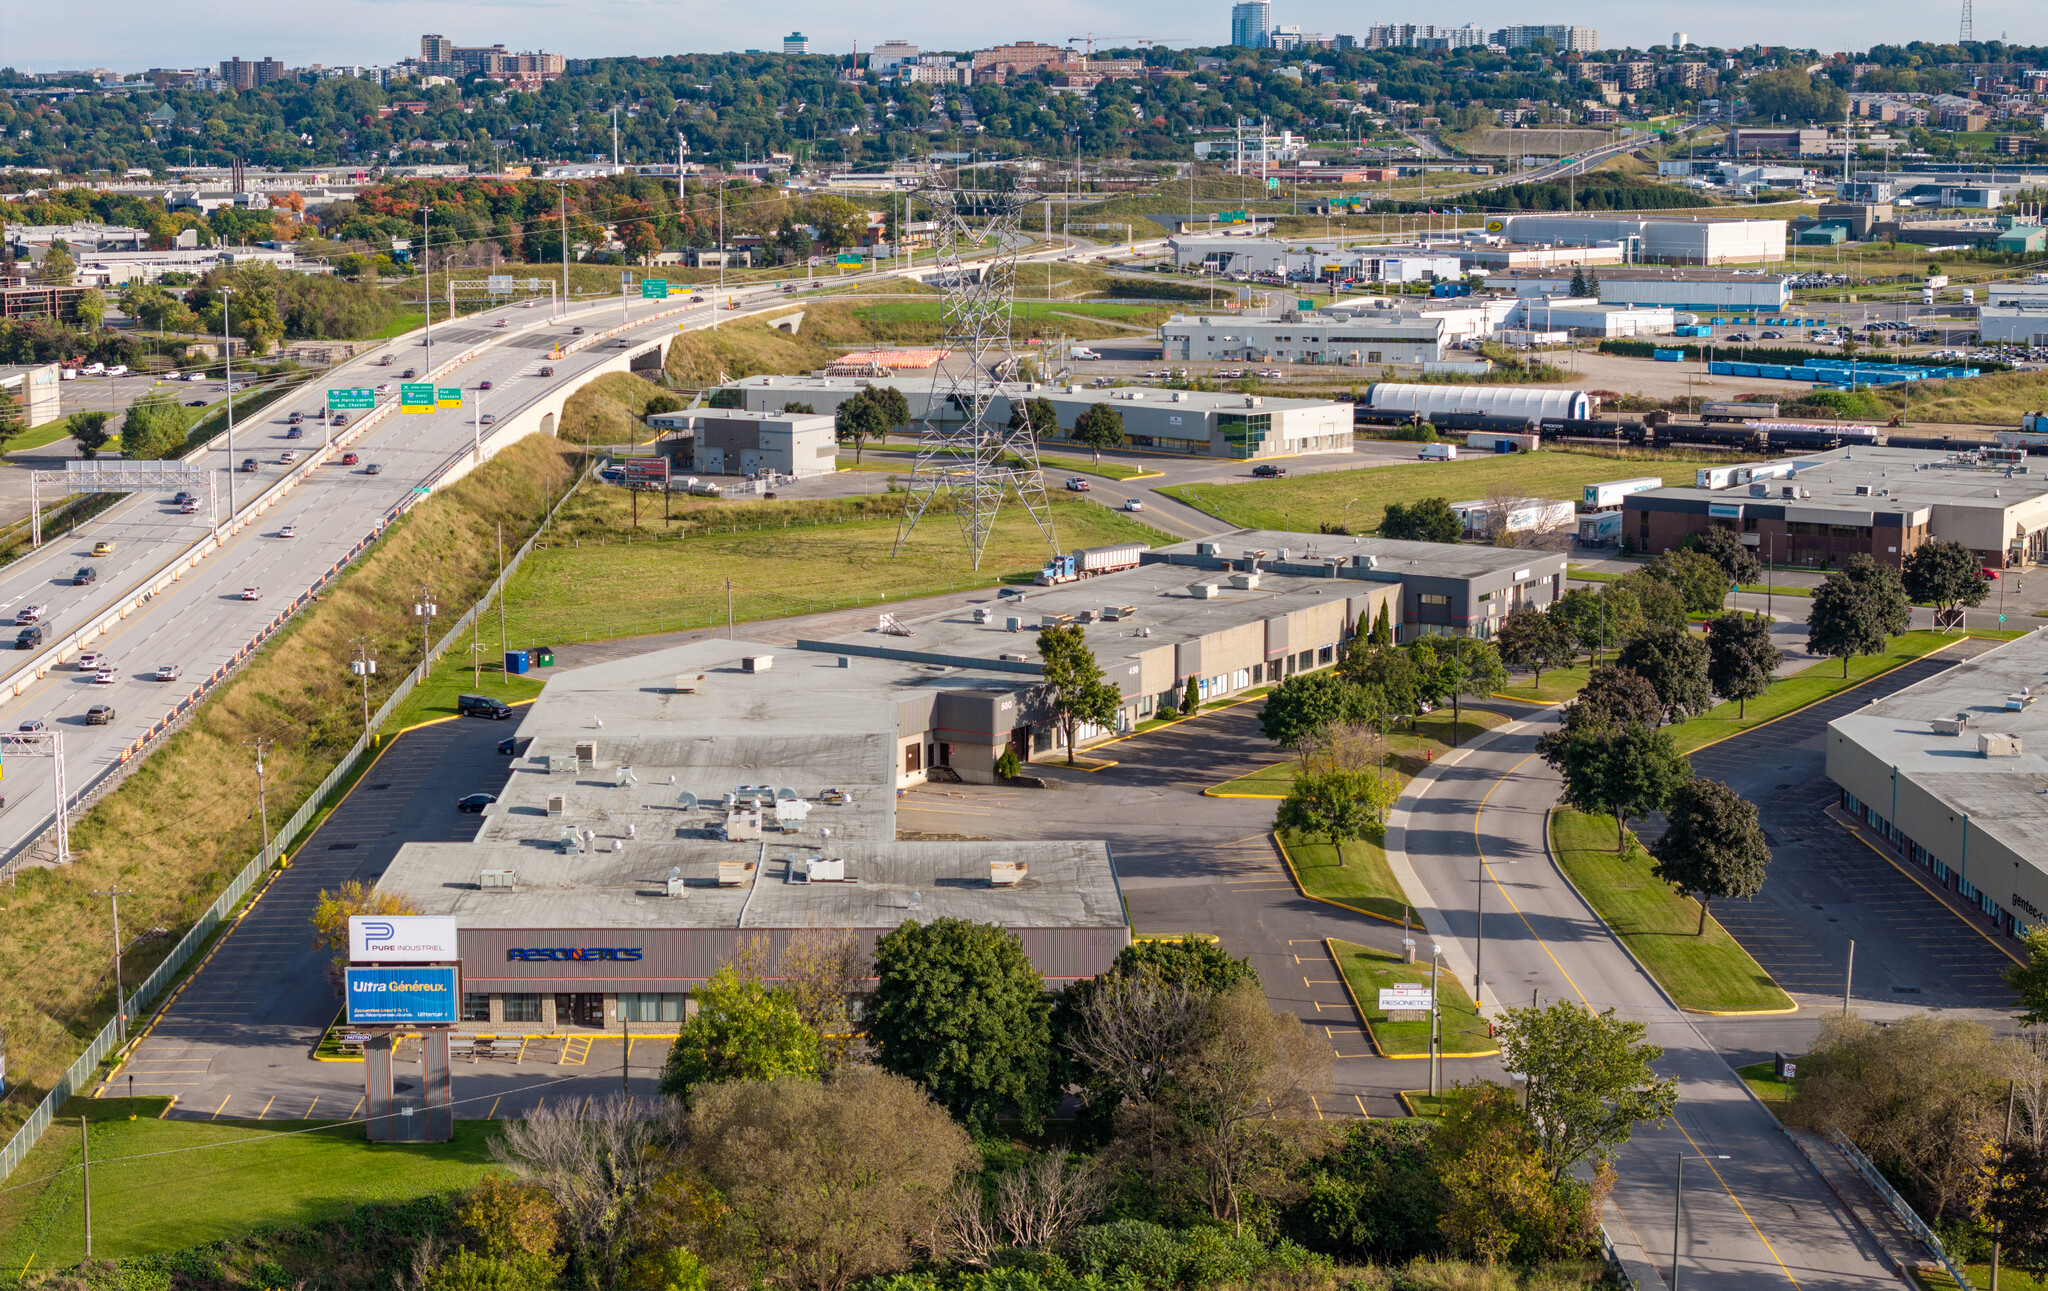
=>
[350,915,459,962]
[506,946,643,962]
[344,965,460,1025]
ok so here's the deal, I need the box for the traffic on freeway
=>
[0,279,802,873]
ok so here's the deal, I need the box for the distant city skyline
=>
[7,0,2041,72]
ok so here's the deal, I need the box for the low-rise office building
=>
[1979,304,2048,346]
[1159,308,1449,366]
[648,409,838,477]
[1621,444,2048,568]
[0,363,62,427]
[1492,267,1793,312]
[710,374,1353,460]
[1828,631,2048,943]
[1489,214,1787,264]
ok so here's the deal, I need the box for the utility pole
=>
[1428,943,1442,1099]
[497,524,507,664]
[80,1117,92,1259]
[92,888,133,1044]
[350,639,376,740]
[413,587,439,683]
[421,203,433,371]
[557,181,571,319]
[246,739,272,855]
[220,286,236,531]
[726,579,735,638]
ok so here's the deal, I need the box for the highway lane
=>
[1391,717,1897,1289]
[0,284,800,871]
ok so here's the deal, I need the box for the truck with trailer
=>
[1035,542,1147,586]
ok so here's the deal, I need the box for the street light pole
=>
[245,739,272,855]
[92,888,134,1044]
[414,588,439,683]
[1428,943,1442,1100]
[220,286,237,531]
[350,639,376,740]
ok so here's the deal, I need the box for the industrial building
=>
[647,409,838,478]
[1828,631,2048,943]
[1158,307,1450,367]
[1979,305,2048,346]
[1165,237,1462,284]
[1504,299,1677,338]
[1621,444,2048,569]
[710,374,1354,460]
[1491,267,1793,312]
[1487,214,1787,264]
[1362,382,1594,422]
[0,363,62,428]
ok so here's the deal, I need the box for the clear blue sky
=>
[13,0,2040,72]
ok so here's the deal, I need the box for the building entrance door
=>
[554,993,604,1028]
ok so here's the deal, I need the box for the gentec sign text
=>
[507,947,644,961]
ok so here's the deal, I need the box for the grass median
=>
[1330,939,1494,1058]
[1664,629,2022,754]
[1550,809,1793,1014]
[0,1108,501,1270]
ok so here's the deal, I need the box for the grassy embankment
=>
[1160,450,1726,534]
[1217,710,1508,928]
[0,1104,500,1273]
[1329,939,1494,1059]
[0,435,582,1142]
[1550,809,1792,1014]
[555,370,679,445]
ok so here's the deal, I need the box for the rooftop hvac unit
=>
[775,797,811,825]
[1189,583,1221,599]
[479,868,516,891]
[1932,717,1966,736]
[1005,616,1022,632]
[674,674,706,694]
[1105,605,1135,620]
[998,651,1029,662]
[717,858,756,886]
[990,860,1028,886]
[742,654,774,672]
[806,855,846,882]
[1196,541,1219,556]
[546,793,566,816]
[676,790,698,810]
[1751,483,1769,496]
[1980,732,2023,757]
[666,866,686,897]
[575,741,597,766]
[1855,484,1872,496]
[1229,572,1261,590]
[2008,692,2037,711]
[972,606,993,624]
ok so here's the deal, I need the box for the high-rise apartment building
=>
[218,56,285,90]
[784,32,810,55]
[420,34,454,63]
[1231,1,1273,50]
[1364,24,1487,50]
[868,40,920,71]
[1494,25,1598,52]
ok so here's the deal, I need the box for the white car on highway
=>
[93,667,118,684]
[279,524,297,538]
[241,587,262,601]
[76,651,106,670]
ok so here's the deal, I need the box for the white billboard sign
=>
[350,914,460,963]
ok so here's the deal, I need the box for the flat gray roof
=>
[720,373,1345,414]
[1831,630,2048,858]
[1494,268,1793,283]
[1154,529,1569,582]
[1630,445,2048,515]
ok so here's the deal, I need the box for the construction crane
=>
[1067,35,1151,57]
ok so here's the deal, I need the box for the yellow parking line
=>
[210,1095,231,1121]
[487,1096,501,1120]
[256,1095,275,1121]
[304,1095,319,1119]
[350,1097,365,1119]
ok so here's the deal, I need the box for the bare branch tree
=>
[780,925,873,1068]
[993,1151,1111,1251]
[1065,972,1210,1111]
[933,1178,1004,1269]
[491,1094,677,1288]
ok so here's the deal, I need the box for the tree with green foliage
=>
[1705,612,1781,718]
[1685,526,1762,585]
[1568,265,1588,297]
[1584,266,1601,300]
[39,240,75,287]
[1903,538,1990,621]
[1371,600,1394,645]
[1409,636,1506,745]
[2006,929,2048,1027]
[1284,1120,1443,1264]
[68,410,113,460]
[1432,1082,1597,1265]
[1276,769,1397,856]
[1037,624,1123,765]
[1745,67,1850,122]
[75,287,105,332]
[1071,402,1126,464]
[1986,1139,2048,1279]
[1808,554,1911,677]
[1494,606,1575,689]
[868,917,1052,1131]
[1379,497,1463,544]
[780,401,816,414]
[1108,938,1259,995]
[1615,624,1713,725]
[1182,674,1202,717]
[1259,670,1361,749]
[1007,395,1061,439]
[1646,548,1731,617]
[118,391,195,461]
[1651,778,1772,935]
[1543,721,1691,850]
[832,387,900,463]
[1613,569,1688,631]
[1338,641,1420,728]
[1556,664,1664,735]
[659,958,822,1105]
[1495,1000,1678,1181]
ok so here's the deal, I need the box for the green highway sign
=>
[437,386,463,410]
[400,383,435,413]
[1297,299,1314,310]
[1217,210,1246,223]
[413,487,432,494]
[836,252,863,265]
[641,279,670,299]
[1266,177,1280,190]
[327,388,374,410]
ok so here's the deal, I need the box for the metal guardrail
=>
[0,460,595,1184]
[1828,1127,1973,1290]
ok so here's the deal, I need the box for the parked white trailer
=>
[1583,476,1662,509]
[1577,511,1626,545]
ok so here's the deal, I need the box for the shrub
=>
[1072,1220,1188,1285]
[996,748,1022,779]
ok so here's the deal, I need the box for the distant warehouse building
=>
[1621,444,2048,569]
[0,363,62,428]
[1159,308,1449,366]
[1492,267,1793,311]
[647,409,838,478]
[1488,214,1787,264]
[708,374,1353,459]
[1828,632,2048,944]
[1978,305,2048,346]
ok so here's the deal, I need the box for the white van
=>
[1418,443,1457,461]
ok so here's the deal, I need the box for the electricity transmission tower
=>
[892,166,1060,570]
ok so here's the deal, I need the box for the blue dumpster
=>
[505,649,530,675]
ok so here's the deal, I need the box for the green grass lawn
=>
[1209,708,1509,797]
[380,654,546,737]
[499,499,1164,647]
[1734,1060,1792,1118]
[1158,450,1723,533]
[1664,629,2021,754]
[1495,661,1591,705]
[1399,1091,1447,1117]
[1566,566,1814,599]
[0,1110,503,1269]
[6,417,89,454]
[1550,809,1793,1014]
[1331,940,1494,1058]
[1280,830,1418,929]
[1018,452,1154,482]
